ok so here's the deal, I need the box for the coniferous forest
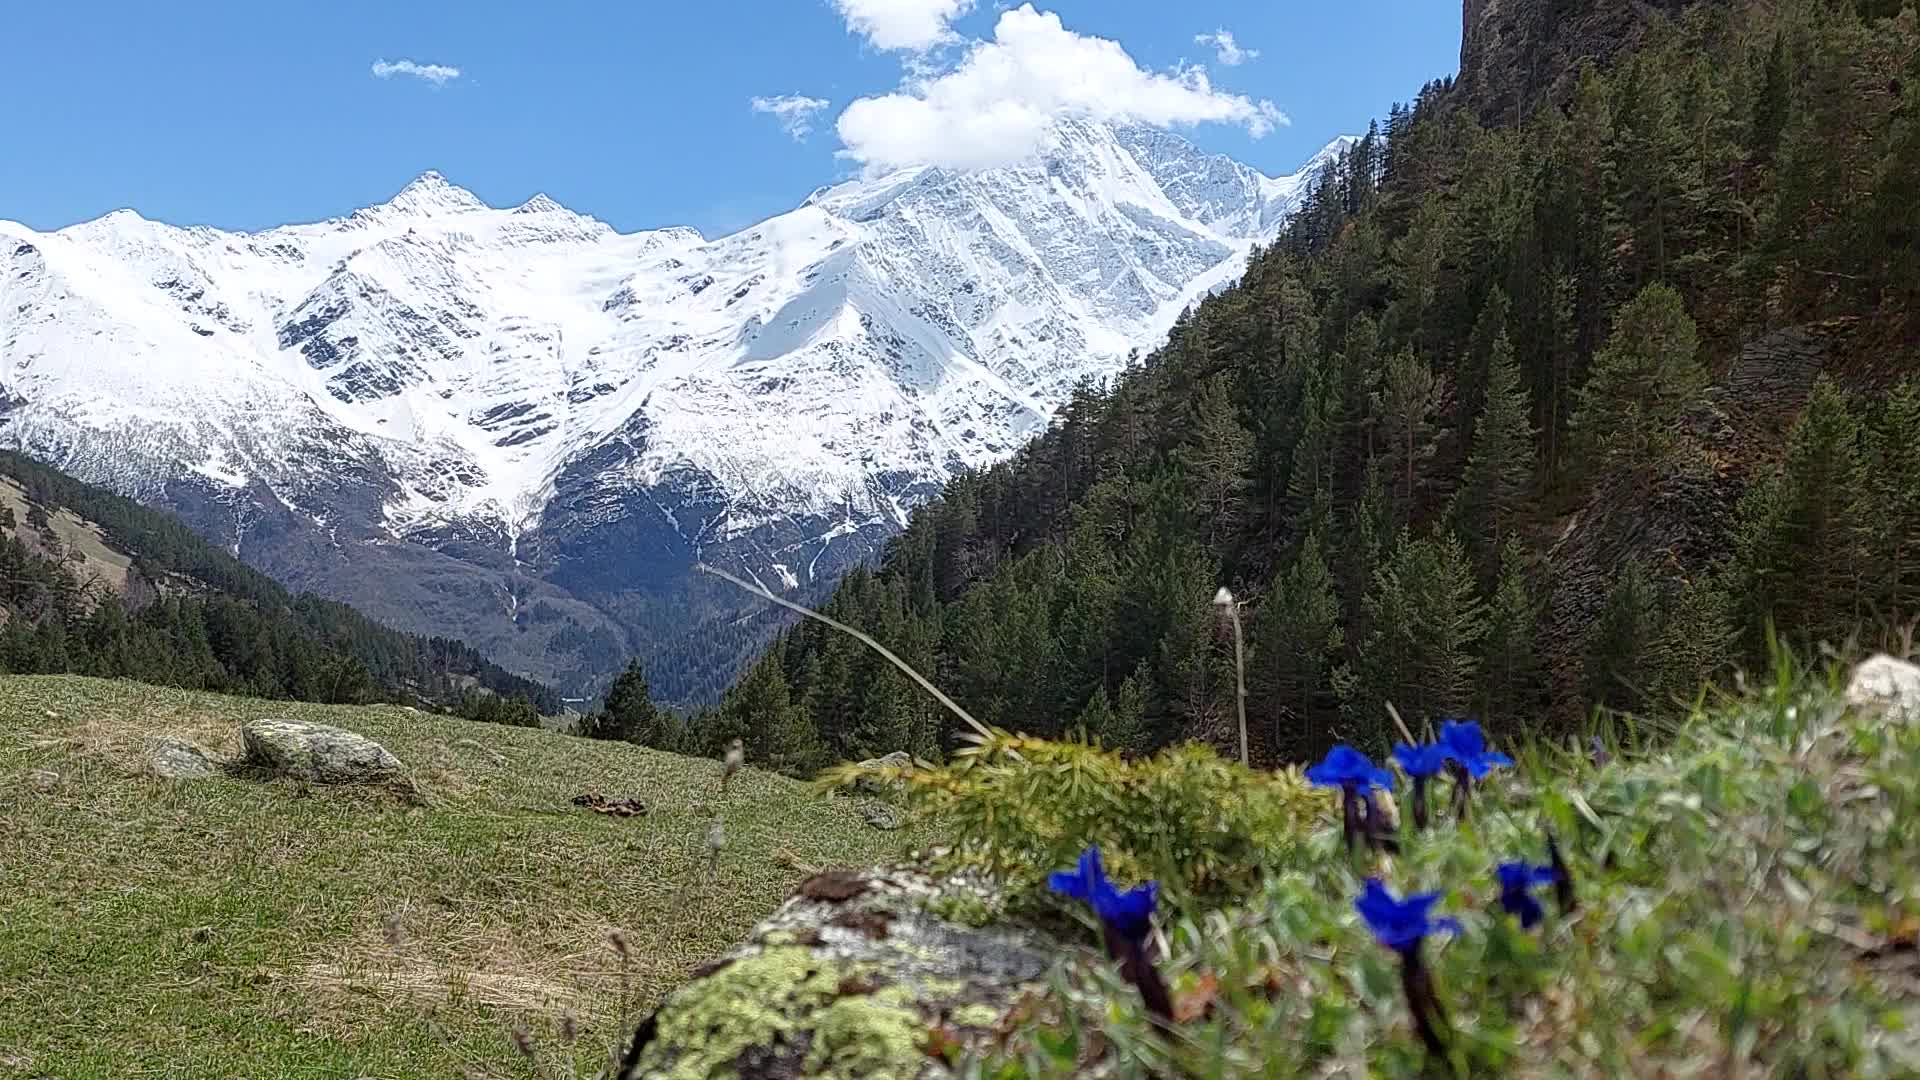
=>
[0,451,558,717]
[682,0,1920,773]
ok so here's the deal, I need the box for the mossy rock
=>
[618,865,1054,1079]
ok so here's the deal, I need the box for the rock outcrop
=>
[1458,0,1718,126]
[616,866,1053,1079]
[238,718,407,787]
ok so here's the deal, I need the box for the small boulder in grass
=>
[1847,655,1920,723]
[239,718,407,787]
[147,737,220,780]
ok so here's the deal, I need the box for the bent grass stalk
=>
[696,561,995,744]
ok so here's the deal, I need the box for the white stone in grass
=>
[1847,655,1920,723]
[147,737,220,780]
[240,718,405,785]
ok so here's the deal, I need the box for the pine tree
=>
[1247,532,1345,763]
[1751,32,1791,167]
[1174,376,1253,547]
[1354,531,1487,739]
[1571,283,1706,481]
[1869,382,1920,620]
[1374,349,1442,521]
[1480,538,1544,725]
[1454,328,1537,579]
[727,658,822,777]
[1585,561,1661,714]
[590,659,662,745]
[1732,378,1872,655]
[1107,663,1153,754]
[1651,576,1736,708]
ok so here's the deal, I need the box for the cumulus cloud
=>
[1194,29,1258,67]
[836,5,1287,173]
[751,94,832,140]
[371,59,462,87]
[832,0,975,51]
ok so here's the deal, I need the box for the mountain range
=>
[0,120,1351,699]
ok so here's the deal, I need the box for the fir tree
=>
[1870,382,1920,620]
[1585,561,1661,714]
[1247,532,1345,763]
[590,660,662,745]
[1374,349,1443,521]
[1732,378,1872,655]
[1480,538,1544,725]
[1570,283,1706,481]
[1454,328,1537,579]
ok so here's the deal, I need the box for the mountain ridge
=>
[0,124,1353,698]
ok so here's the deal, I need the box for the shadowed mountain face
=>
[0,124,1350,700]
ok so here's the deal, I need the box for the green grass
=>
[970,657,1920,1076]
[0,676,916,1078]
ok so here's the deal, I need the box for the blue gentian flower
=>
[1439,720,1513,823]
[1495,861,1558,929]
[1391,742,1451,779]
[1049,845,1171,1024]
[1392,742,1451,831]
[1309,746,1395,851]
[1307,745,1396,791]
[1355,878,1458,1056]
[1438,720,1515,778]
[1047,845,1158,944]
[1354,878,1462,953]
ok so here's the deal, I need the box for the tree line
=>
[0,451,558,717]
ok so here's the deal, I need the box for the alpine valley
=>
[0,120,1350,700]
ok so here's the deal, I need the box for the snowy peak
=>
[377,170,489,218]
[0,122,1355,692]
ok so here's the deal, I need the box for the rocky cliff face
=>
[1458,0,1714,125]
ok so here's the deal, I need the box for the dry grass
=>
[0,676,917,1078]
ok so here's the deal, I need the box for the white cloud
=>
[836,5,1287,173]
[751,94,833,140]
[371,59,462,87]
[832,0,975,51]
[1195,29,1258,67]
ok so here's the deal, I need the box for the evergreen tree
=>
[1246,532,1345,763]
[1175,376,1253,547]
[1353,531,1487,739]
[1480,538,1544,725]
[726,658,823,777]
[1570,283,1706,481]
[1454,328,1537,579]
[1651,576,1736,708]
[590,660,662,745]
[1869,382,1920,620]
[1374,349,1443,521]
[1732,378,1872,655]
[1585,561,1661,714]
[1752,32,1791,166]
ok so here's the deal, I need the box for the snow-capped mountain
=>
[0,121,1353,697]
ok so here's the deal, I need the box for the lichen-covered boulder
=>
[618,866,1054,1079]
[147,737,219,780]
[847,751,916,798]
[1848,655,1920,723]
[239,718,406,786]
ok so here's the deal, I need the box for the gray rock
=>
[848,750,914,798]
[616,865,1050,1079]
[147,737,219,780]
[859,801,906,831]
[26,769,58,793]
[239,718,406,786]
[1847,655,1920,723]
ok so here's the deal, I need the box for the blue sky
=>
[1,1,1461,239]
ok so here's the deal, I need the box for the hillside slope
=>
[0,676,910,1077]
[0,450,557,712]
[702,0,1920,772]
